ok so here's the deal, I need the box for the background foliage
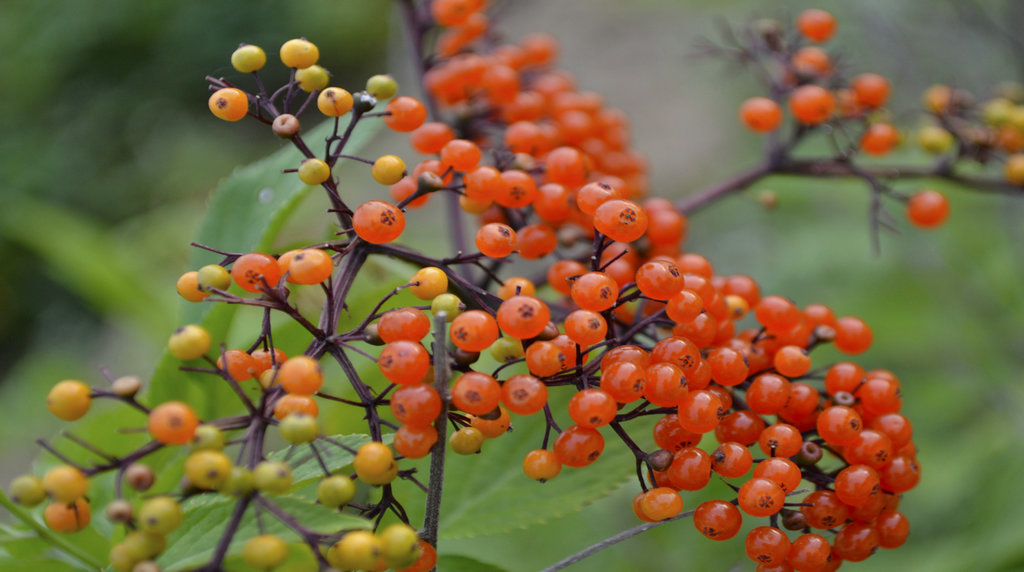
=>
[1,1,1022,570]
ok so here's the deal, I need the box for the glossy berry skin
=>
[451,371,501,415]
[593,199,648,242]
[449,426,485,454]
[693,499,743,541]
[280,38,319,69]
[501,374,548,416]
[231,253,282,293]
[208,88,248,121]
[740,97,783,132]
[318,87,353,117]
[393,424,439,459]
[745,526,791,566]
[553,425,604,468]
[738,478,785,517]
[475,223,518,257]
[378,341,431,385]
[410,267,449,300]
[354,442,397,485]
[638,487,684,521]
[797,9,837,42]
[497,295,551,340]
[449,310,499,352]
[353,200,406,244]
[385,96,428,132]
[522,449,562,481]
[43,466,88,504]
[231,44,266,73]
[906,189,950,229]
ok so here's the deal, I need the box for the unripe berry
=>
[242,534,289,569]
[219,467,256,497]
[184,450,232,490]
[317,475,356,508]
[9,475,46,507]
[190,424,225,451]
[167,325,211,361]
[449,426,484,455]
[121,530,166,561]
[327,530,380,571]
[253,461,293,494]
[378,523,421,568]
[279,413,319,444]
[137,497,184,535]
[430,293,463,320]
[295,64,329,92]
[231,44,266,73]
[366,74,398,100]
[298,158,331,186]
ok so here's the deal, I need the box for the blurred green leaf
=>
[0,198,172,339]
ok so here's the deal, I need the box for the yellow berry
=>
[231,44,267,73]
[42,465,88,504]
[327,530,380,571]
[168,324,211,361]
[176,271,209,302]
[280,38,319,69]
[366,74,398,100]
[353,442,397,485]
[197,264,232,291]
[317,87,354,117]
[242,534,289,569]
[372,155,406,185]
[449,426,484,455]
[184,450,232,490]
[296,64,330,92]
[298,158,331,185]
[408,267,448,300]
[46,380,92,421]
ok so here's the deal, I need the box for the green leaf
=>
[148,116,381,416]
[266,434,393,488]
[434,402,635,540]
[436,554,511,572]
[0,197,172,339]
[160,495,371,571]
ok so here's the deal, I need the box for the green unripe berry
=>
[326,531,380,571]
[253,461,292,494]
[190,424,226,451]
[122,530,166,561]
[449,426,484,455]
[316,475,356,508]
[378,523,420,568]
[184,450,232,490]
[219,467,256,497]
[371,154,406,185]
[137,497,184,535]
[280,38,319,69]
[242,534,289,569]
[279,413,319,444]
[104,499,134,524]
[109,543,138,572]
[366,74,398,100]
[231,44,267,73]
[9,475,46,506]
[296,64,330,92]
[111,375,142,398]
[489,336,524,363]
[298,158,331,186]
[197,264,231,291]
[168,324,211,361]
[430,293,463,321]
[917,125,954,154]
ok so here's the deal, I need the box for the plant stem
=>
[422,312,451,553]
[539,509,695,572]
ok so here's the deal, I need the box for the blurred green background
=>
[1,0,1023,570]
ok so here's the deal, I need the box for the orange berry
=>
[148,401,200,445]
[353,200,405,244]
[789,85,836,125]
[797,9,837,42]
[208,88,249,121]
[739,97,782,132]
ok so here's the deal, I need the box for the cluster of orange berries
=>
[11,5,942,571]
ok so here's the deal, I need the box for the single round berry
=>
[176,271,208,302]
[231,44,266,73]
[318,87,354,117]
[353,200,406,244]
[231,253,282,293]
[298,158,331,185]
[167,324,211,361]
[148,401,199,445]
[449,426,485,455]
[797,9,837,42]
[693,499,743,541]
[295,64,329,92]
[280,38,319,69]
[327,531,381,571]
[906,189,950,229]
[253,461,293,494]
[366,74,398,100]
[9,475,46,507]
[208,88,248,121]
[740,97,783,132]
[410,267,449,300]
[44,498,91,533]
[379,523,421,569]
[184,450,232,490]
[354,442,397,485]
[317,475,357,508]
[522,449,562,482]
[46,380,91,421]
[137,496,184,535]
[279,413,319,444]
[373,154,407,185]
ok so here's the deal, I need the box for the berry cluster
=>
[8,4,1018,572]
